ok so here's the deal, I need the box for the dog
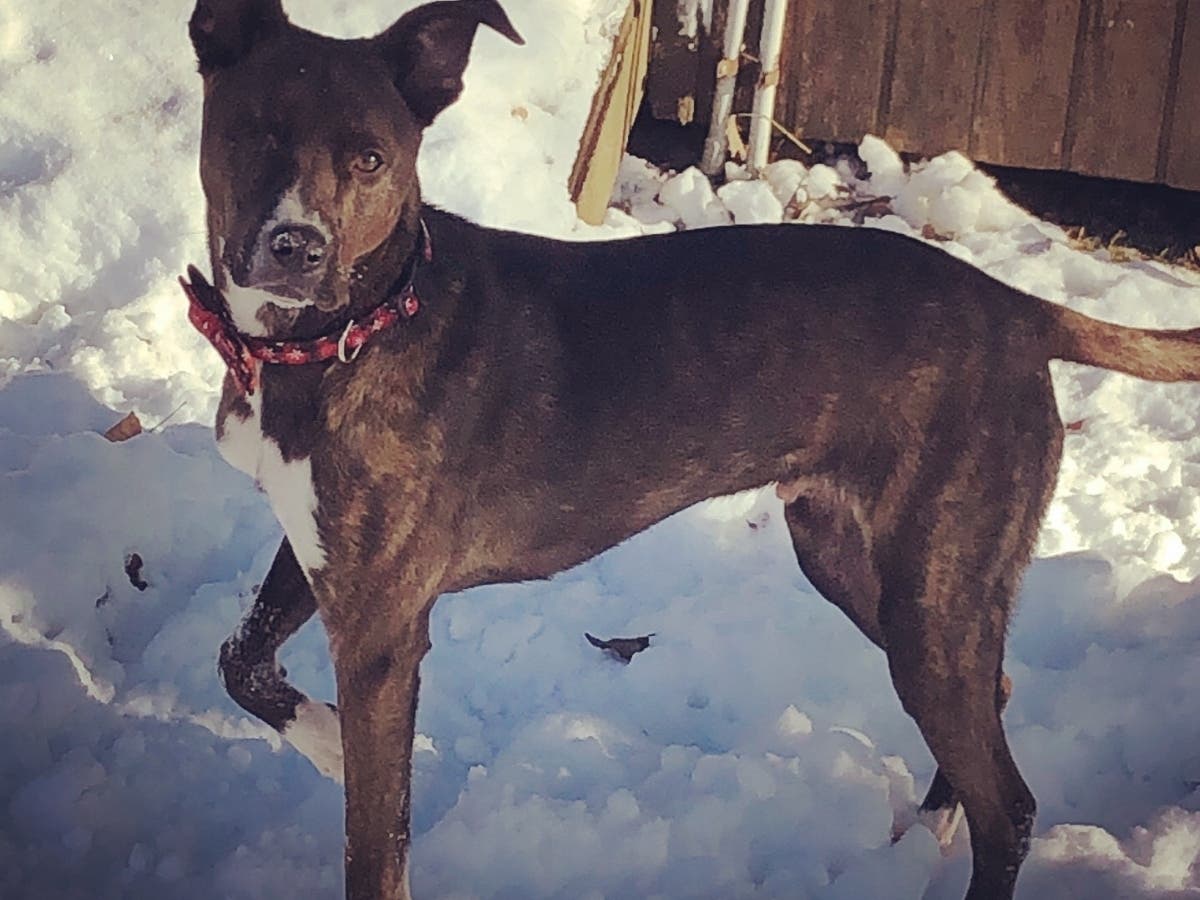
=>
[183,1,1200,897]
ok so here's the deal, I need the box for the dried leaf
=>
[104,412,143,442]
[585,632,654,663]
[125,553,149,591]
[725,115,747,162]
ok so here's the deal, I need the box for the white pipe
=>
[747,0,789,174]
[699,0,751,175]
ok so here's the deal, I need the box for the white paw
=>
[891,802,965,854]
[917,803,965,853]
[283,700,344,784]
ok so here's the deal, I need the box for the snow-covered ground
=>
[4,1,1200,898]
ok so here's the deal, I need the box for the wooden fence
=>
[644,0,1200,190]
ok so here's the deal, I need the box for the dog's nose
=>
[268,224,327,272]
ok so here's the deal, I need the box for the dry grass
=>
[1066,226,1200,273]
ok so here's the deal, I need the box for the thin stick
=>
[149,400,188,433]
[734,113,812,156]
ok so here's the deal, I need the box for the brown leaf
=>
[585,632,654,663]
[104,412,143,442]
[125,553,149,591]
[725,116,747,162]
[1065,418,1087,433]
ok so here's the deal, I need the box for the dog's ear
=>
[374,0,524,125]
[189,0,289,74]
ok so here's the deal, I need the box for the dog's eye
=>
[352,150,385,174]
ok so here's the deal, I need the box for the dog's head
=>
[189,0,521,332]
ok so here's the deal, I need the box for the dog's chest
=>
[217,390,326,578]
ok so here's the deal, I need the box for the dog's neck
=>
[227,198,453,453]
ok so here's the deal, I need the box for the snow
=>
[4,1,1200,898]
[717,178,784,224]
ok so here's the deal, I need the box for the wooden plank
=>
[1065,0,1178,183]
[882,0,989,155]
[571,0,654,224]
[969,0,1081,169]
[780,0,893,143]
[1166,0,1200,189]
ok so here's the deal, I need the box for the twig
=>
[149,400,188,433]
[733,113,812,155]
[833,195,893,212]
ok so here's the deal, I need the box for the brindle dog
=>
[186,1,1200,897]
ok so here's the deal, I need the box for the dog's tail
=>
[1047,303,1200,382]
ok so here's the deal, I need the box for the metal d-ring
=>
[337,319,362,363]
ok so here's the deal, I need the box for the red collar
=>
[182,226,430,396]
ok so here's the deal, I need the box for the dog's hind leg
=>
[780,478,885,648]
[219,538,344,782]
[875,396,1059,899]
[913,671,1012,848]
[782,481,968,845]
[882,576,1032,900]
[781,458,1044,897]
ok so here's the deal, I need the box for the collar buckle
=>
[336,319,362,364]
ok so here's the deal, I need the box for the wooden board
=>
[781,0,894,143]
[969,0,1081,169]
[883,0,989,154]
[1165,0,1200,189]
[570,0,654,224]
[1065,0,1179,182]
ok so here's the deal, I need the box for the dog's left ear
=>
[374,0,524,125]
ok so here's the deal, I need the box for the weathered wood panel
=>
[1065,0,1179,183]
[1166,0,1200,189]
[969,0,1081,169]
[883,0,988,154]
[640,0,1200,190]
[781,0,894,142]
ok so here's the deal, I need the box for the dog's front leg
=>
[323,585,435,900]
[219,539,350,780]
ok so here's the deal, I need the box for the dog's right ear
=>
[374,0,524,126]
[189,0,289,74]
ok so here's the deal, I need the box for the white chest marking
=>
[218,389,327,578]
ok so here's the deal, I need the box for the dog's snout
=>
[269,224,327,272]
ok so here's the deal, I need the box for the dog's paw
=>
[919,803,965,852]
[283,700,344,784]
[891,803,964,854]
